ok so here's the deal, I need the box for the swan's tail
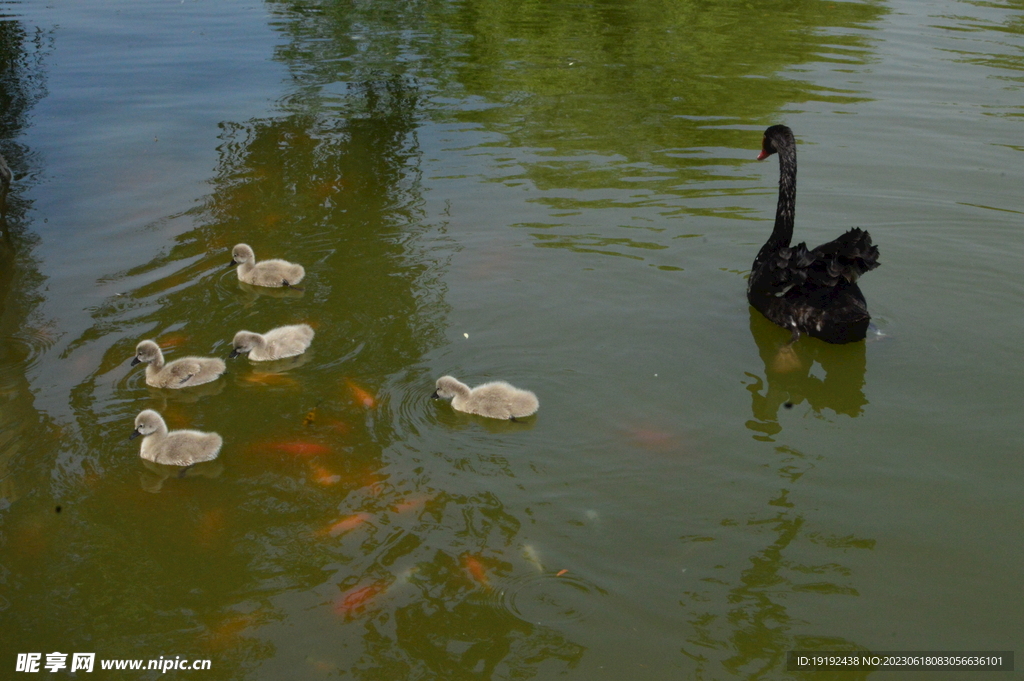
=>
[812,228,880,284]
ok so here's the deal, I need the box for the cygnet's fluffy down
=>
[230,243,305,288]
[431,375,539,420]
[129,409,222,466]
[132,340,226,389]
[229,324,314,361]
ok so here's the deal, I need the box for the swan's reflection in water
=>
[744,308,868,441]
[139,459,224,493]
[145,379,226,410]
[230,352,312,393]
[235,280,305,307]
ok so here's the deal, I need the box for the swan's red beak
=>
[757,149,771,161]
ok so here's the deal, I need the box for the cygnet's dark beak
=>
[228,348,240,359]
[227,259,239,268]
[130,357,141,366]
[128,429,141,441]
[430,390,440,399]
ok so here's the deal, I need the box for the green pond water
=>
[0,0,1022,678]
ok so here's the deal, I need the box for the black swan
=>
[748,125,879,344]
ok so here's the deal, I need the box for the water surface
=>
[0,0,1022,678]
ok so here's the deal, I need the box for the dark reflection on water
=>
[680,473,875,679]
[391,580,586,679]
[744,308,868,442]
[0,17,85,668]
[138,458,225,494]
[0,8,60,515]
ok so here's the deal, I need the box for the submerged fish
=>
[522,544,544,573]
[346,379,376,408]
[462,553,489,587]
[321,512,372,537]
[628,426,677,450]
[302,400,323,426]
[334,579,388,616]
[158,332,190,349]
[240,372,299,387]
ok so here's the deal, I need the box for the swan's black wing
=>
[807,228,879,285]
[759,228,879,297]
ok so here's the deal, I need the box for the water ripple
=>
[0,324,62,381]
[488,571,603,626]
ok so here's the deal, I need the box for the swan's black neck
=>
[753,131,798,274]
[768,139,796,249]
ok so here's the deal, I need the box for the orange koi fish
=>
[346,379,376,408]
[334,580,388,616]
[627,425,679,452]
[321,512,371,538]
[158,332,189,349]
[462,554,489,587]
[241,372,299,387]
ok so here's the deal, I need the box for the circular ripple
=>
[491,572,602,625]
[387,366,442,439]
[212,266,306,307]
[0,326,61,382]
